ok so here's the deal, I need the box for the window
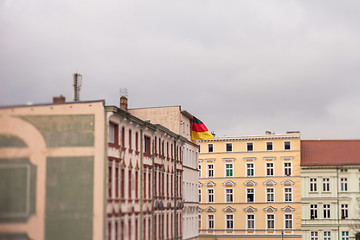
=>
[208,189,214,203]
[226,143,232,152]
[109,123,118,144]
[284,162,292,176]
[342,231,349,240]
[310,204,318,219]
[341,204,348,219]
[266,162,274,176]
[199,189,201,203]
[266,142,273,151]
[310,231,318,240]
[144,136,151,155]
[284,214,292,229]
[207,163,214,178]
[324,231,331,240]
[226,214,234,230]
[226,188,233,203]
[267,214,274,230]
[225,163,233,177]
[129,130,132,150]
[198,214,202,231]
[199,164,201,178]
[310,178,317,192]
[247,163,254,177]
[108,165,112,198]
[284,187,292,202]
[247,142,253,151]
[341,178,348,192]
[323,204,330,219]
[247,188,254,203]
[208,215,214,229]
[266,187,274,202]
[323,178,330,192]
[247,214,255,229]
[284,141,291,150]
[208,144,213,153]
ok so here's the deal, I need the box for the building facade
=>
[198,131,302,240]
[129,106,200,240]
[301,140,360,240]
[0,100,106,240]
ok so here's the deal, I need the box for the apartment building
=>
[198,131,302,240]
[129,106,200,240]
[301,140,360,240]
[0,100,106,240]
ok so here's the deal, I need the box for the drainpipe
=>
[174,140,178,239]
[337,167,340,240]
[151,134,155,240]
[140,129,144,240]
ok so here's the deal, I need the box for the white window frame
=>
[207,188,214,203]
[266,213,275,233]
[310,204,318,219]
[266,141,273,151]
[310,178,317,192]
[225,214,234,232]
[341,231,349,240]
[284,213,293,232]
[208,144,214,153]
[199,188,202,203]
[225,187,234,203]
[284,187,293,202]
[265,161,274,176]
[198,163,202,178]
[246,187,255,203]
[225,143,233,152]
[340,178,348,192]
[266,187,275,202]
[246,142,254,152]
[207,162,214,178]
[310,231,318,240]
[323,178,330,192]
[207,214,214,232]
[246,162,255,177]
[246,213,255,232]
[284,141,291,151]
[323,204,330,219]
[223,159,234,177]
[341,204,348,219]
[282,157,293,177]
[324,231,331,240]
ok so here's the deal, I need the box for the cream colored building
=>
[301,140,360,240]
[198,131,302,239]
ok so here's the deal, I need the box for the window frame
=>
[225,143,233,152]
[284,141,291,151]
[323,178,330,192]
[284,187,293,202]
[323,204,330,219]
[266,187,275,203]
[207,188,214,203]
[310,178,317,192]
[225,187,234,203]
[266,142,273,151]
[208,144,214,153]
[207,163,214,178]
[340,178,348,192]
[246,142,254,152]
[310,204,318,219]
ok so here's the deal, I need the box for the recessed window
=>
[323,204,330,219]
[323,178,330,192]
[225,163,233,177]
[207,163,214,178]
[266,162,274,176]
[225,188,233,203]
[226,143,233,152]
[266,187,274,202]
[284,141,291,150]
[324,231,331,240]
[310,231,318,240]
[341,204,348,219]
[340,178,348,192]
[247,188,254,202]
[284,187,292,202]
[310,204,318,219]
[207,188,214,203]
[208,144,213,153]
[285,214,292,229]
[342,231,349,240]
[247,214,255,229]
[198,164,202,178]
[226,214,234,230]
[108,122,118,144]
[144,136,151,155]
[267,214,274,230]
[247,142,253,152]
[208,214,214,230]
[284,162,292,176]
[266,142,273,151]
[246,163,254,177]
[198,189,201,203]
[310,178,317,192]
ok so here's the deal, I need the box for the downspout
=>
[140,128,144,240]
[151,133,155,240]
[337,167,340,240]
[174,140,178,239]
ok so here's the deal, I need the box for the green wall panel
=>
[45,157,94,240]
[0,158,36,223]
[0,135,27,148]
[17,115,95,147]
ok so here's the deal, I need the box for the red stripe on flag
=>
[192,122,209,133]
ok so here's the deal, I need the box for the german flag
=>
[191,116,214,140]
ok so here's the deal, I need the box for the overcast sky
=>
[1,0,360,139]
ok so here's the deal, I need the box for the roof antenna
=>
[73,73,82,101]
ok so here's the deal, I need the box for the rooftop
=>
[301,140,360,166]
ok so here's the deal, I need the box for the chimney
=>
[53,95,66,103]
[120,96,128,111]
[211,131,216,137]
[73,73,82,101]
[265,131,272,135]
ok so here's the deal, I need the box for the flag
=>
[191,116,214,140]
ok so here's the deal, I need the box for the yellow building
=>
[198,131,302,239]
